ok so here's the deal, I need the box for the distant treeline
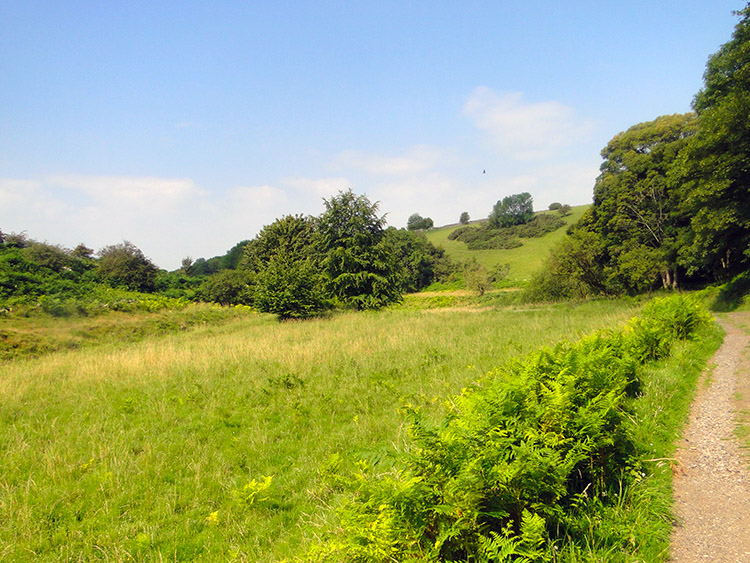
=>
[0,190,459,318]
[1,186,567,318]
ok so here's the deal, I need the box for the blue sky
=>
[0,1,743,269]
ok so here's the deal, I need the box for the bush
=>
[254,256,329,320]
[448,214,564,251]
[97,241,158,292]
[627,294,711,361]
[199,270,254,306]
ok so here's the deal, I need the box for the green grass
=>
[425,205,589,284]
[0,298,639,562]
[0,304,253,361]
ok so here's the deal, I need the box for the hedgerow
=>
[301,294,711,562]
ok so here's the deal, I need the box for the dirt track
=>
[670,312,750,562]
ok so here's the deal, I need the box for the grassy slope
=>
[424,204,589,284]
[0,299,639,562]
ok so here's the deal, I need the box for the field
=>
[0,299,646,562]
[425,205,590,284]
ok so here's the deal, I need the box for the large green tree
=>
[587,113,697,290]
[253,254,328,320]
[406,213,434,231]
[382,228,450,293]
[528,114,697,299]
[677,3,750,278]
[241,214,317,273]
[317,190,401,309]
[488,192,534,228]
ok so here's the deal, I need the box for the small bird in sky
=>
[483,169,486,174]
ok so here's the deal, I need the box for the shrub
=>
[448,215,564,251]
[97,241,158,292]
[627,294,711,361]
[199,269,254,306]
[254,256,329,320]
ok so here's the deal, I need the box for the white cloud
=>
[226,184,288,209]
[47,175,206,214]
[531,162,600,208]
[281,176,350,200]
[0,177,73,230]
[333,145,442,176]
[463,87,596,160]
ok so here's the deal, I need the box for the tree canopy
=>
[317,190,401,310]
[97,241,158,292]
[676,4,750,278]
[488,192,534,228]
[407,213,434,231]
[588,113,698,290]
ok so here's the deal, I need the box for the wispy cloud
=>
[281,176,351,200]
[332,146,442,176]
[463,87,596,160]
[47,175,206,214]
[226,184,288,209]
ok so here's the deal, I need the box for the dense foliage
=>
[449,213,566,250]
[97,241,159,293]
[1,190,454,319]
[303,295,712,562]
[316,190,401,310]
[489,192,534,228]
[535,114,698,298]
[0,234,186,314]
[676,3,750,278]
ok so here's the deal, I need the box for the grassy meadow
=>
[425,205,589,283]
[0,298,643,562]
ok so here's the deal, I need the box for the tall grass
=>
[0,300,638,562]
[0,304,252,361]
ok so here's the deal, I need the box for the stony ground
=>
[670,312,750,562]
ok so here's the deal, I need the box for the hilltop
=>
[424,204,589,286]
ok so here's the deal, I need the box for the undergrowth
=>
[299,294,719,562]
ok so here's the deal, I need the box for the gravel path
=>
[670,313,750,562]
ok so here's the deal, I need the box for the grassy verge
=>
[0,299,638,562]
[731,314,750,462]
[565,319,723,561]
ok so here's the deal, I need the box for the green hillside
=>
[424,204,589,285]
